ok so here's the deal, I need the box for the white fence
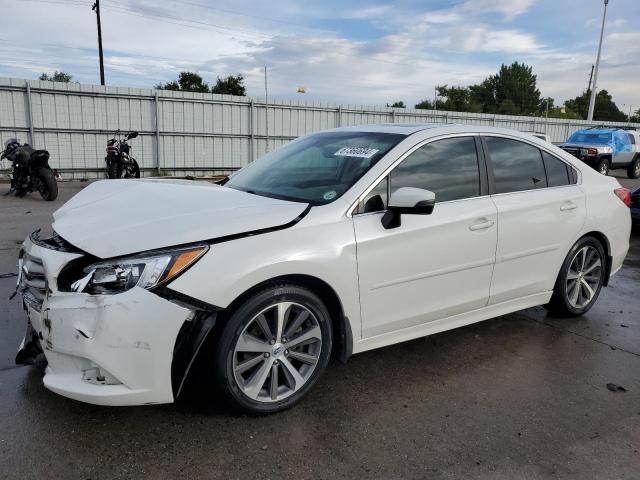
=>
[1,76,638,179]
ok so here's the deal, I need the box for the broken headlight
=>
[71,245,208,294]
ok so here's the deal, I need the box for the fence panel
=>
[1,76,638,179]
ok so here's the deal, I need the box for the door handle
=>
[469,220,495,231]
[560,201,578,211]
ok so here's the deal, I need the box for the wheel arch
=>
[221,274,353,364]
[579,230,612,286]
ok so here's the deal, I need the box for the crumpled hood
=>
[53,179,308,258]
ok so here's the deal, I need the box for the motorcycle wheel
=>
[107,161,121,179]
[36,168,58,201]
[123,159,141,179]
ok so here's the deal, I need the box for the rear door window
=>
[542,151,570,187]
[485,137,547,194]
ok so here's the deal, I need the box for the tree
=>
[434,85,481,113]
[564,89,626,122]
[156,72,210,93]
[39,71,73,82]
[546,106,582,120]
[469,62,541,115]
[387,101,406,108]
[414,99,435,110]
[211,74,246,96]
[631,108,640,123]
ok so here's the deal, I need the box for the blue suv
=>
[558,127,640,178]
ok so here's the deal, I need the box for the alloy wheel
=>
[635,162,640,177]
[565,245,602,309]
[232,302,322,403]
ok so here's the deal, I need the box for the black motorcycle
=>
[1,139,58,201]
[105,130,141,179]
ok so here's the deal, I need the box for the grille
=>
[30,229,80,253]
[19,253,48,311]
[560,147,580,157]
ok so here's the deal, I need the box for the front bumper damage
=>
[15,234,213,406]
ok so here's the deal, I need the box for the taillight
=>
[614,187,631,207]
[587,148,598,155]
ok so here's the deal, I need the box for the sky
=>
[1,0,639,113]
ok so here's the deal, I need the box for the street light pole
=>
[92,0,105,86]
[587,0,609,121]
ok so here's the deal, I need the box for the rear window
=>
[567,132,612,144]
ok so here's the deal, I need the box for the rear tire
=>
[545,236,606,317]
[36,168,58,201]
[596,158,610,176]
[627,157,640,179]
[214,284,333,415]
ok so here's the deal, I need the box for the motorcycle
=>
[105,130,141,179]
[1,138,58,201]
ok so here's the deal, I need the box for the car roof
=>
[327,123,556,140]
[329,123,446,135]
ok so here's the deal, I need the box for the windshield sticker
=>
[323,190,337,201]
[334,147,379,158]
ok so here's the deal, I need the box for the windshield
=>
[226,131,405,204]
[567,132,612,145]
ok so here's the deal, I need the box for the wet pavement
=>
[0,177,639,479]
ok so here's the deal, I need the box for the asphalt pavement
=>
[0,173,639,479]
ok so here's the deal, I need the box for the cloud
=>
[461,0,536,20]
[0,0,638,111]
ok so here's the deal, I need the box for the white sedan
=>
[16,124,631,414]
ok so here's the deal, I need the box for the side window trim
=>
[481,134,578,195]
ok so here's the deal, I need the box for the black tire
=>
[123,159,140,178]
[36,168,58,201]
[596,158,610,176]
[214,284,333,415]
[627,157,640,179]
[106,161,121,179]
[545,236,606,317]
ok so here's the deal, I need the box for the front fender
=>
[166,218,362,342]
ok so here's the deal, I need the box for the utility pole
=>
[546,98,550,118]
[92,0,105,86]
[264,66,269,152]
[587,0,609,121]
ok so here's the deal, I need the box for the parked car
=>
[632,188,640,227]
[15,124,631,414]
[558,127,640,178]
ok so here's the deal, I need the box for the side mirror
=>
[381,187,435,229]
[126,131,139,140]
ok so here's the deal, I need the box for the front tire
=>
[596,158,610,176]
[545,237,606,317]
[627,157,640,179]
[106,161,121,179]
[214,284,333,415]
[123,159,140,178]
[36,168,58,201]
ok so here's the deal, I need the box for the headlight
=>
[71,245,208,294]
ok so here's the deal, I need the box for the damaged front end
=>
[14,230,218,406]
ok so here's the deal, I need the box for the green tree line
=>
[38,66,637,123]
[390,61,632,123]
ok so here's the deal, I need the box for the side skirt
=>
[352,291,553,354]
